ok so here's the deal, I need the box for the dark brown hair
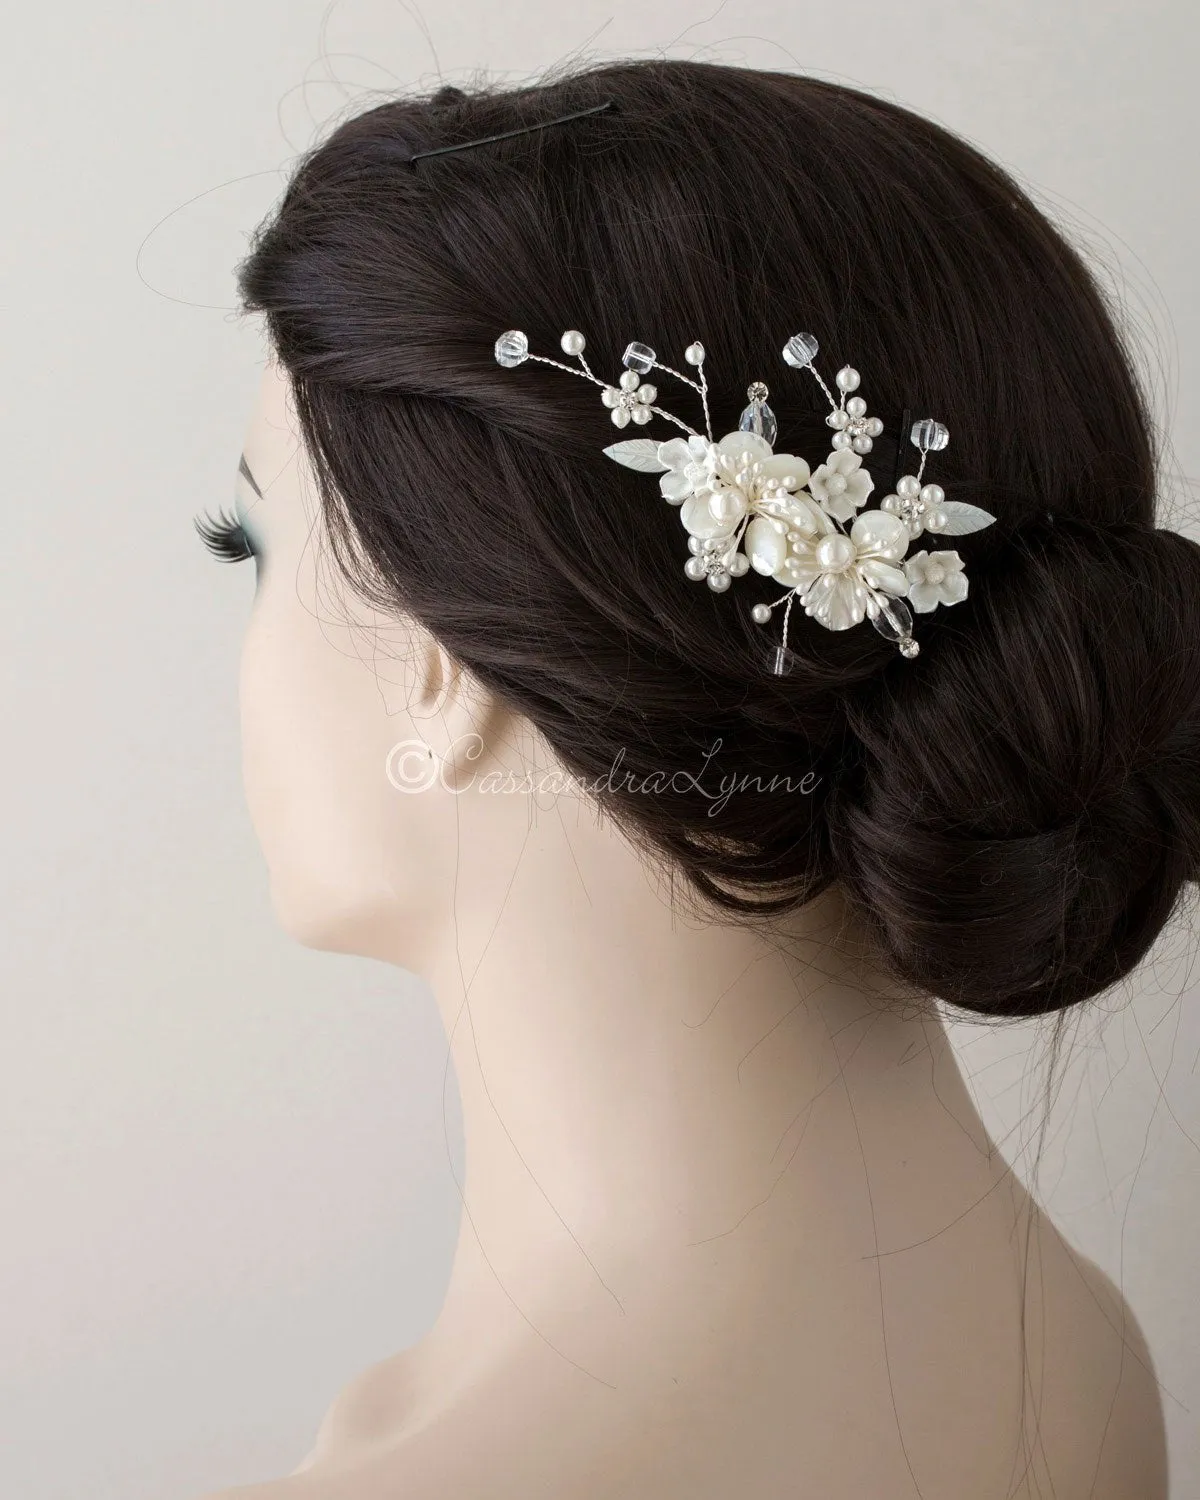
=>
[234,57,1200,1020]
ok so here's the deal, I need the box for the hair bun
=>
[826,518,1200,1017]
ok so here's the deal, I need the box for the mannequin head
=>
[222,57,1200,1018]
[230,357,588,976]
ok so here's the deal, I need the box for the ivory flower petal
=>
[804,571,871,630]
[681,493,737,541]
[745,516,788,576]
[716,430,773,463]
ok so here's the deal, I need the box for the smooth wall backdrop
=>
[1,3,1197,1497]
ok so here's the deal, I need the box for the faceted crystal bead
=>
[771,645,796,676]
[622,341,656,373]
[868,594,914,645]
[910,418,949,452]
[738,397,778,447]
[782,332,819,368]
[493,329,529,368]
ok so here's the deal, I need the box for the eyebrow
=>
[238,452,263,499]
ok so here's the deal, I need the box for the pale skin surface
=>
[199,357,1169,1499]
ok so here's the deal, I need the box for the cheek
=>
[237,580,455,960]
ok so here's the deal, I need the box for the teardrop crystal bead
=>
[493,330,529,368]
[738,399,778,446]
[910,418,949,452]
[868,593,914,645]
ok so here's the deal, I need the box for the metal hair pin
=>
[493,328,997,666]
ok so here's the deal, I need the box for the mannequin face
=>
[232,358,516,971]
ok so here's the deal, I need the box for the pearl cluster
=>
[601,368,658,426]
[684,534,750,592]
[880,475,948,537]
[826,365,886,455]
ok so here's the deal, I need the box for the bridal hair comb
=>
[493,328,997,667]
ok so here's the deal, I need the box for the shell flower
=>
[785,511,912,631]
[656,434,715,502]
[663,430,811,542]
[904,549,968,611]
[807,449,875,524]
[744,490,835,577]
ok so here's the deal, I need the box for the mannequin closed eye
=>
[194,454,263,563]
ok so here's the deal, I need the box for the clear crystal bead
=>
[910,418,949,451]
[738,398,778,446]
[771,645,796,676]
[868,594,914,645]
[622,341,656,373]
[493,330,529,368]
[782,332,819,368]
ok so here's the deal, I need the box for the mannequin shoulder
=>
[1025,1209,1168,1500]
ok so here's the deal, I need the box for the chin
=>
[266,864,428,969]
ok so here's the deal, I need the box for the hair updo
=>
[234,57,1200,1020]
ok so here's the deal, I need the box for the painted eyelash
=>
[194,506,254,563]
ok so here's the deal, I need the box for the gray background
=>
[1,2,1197,1496]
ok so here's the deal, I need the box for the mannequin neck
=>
[380,776,994,1406]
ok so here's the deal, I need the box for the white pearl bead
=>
[685,556,707,581]
[611,406,631,427]
[601,386,620,408]
[815,534,856,571]
[636,383,657,404]
[751,603,772,625]
[897,475,921,499]
[685,342,705,365]
[688,536,703,554]
[560,330,586,356]
[782,474,798,489]
[836,366,861,392]
[846,396,867,418]
[826,474,847,496]
[707,571,731,592]
[925,508,947,532]
[728,553,749,577]
[851,435,872,454]
[831,431,852,450]
[619,370,640,392]
[865,417,884,437]
[919,483,944,506]
[631,404,652,424]
[827,409,849,430]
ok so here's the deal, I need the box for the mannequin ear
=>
[410,632,515,785]
[409,630,457,719]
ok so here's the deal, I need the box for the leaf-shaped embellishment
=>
[935,501,997,536]
[602,439,670,472]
